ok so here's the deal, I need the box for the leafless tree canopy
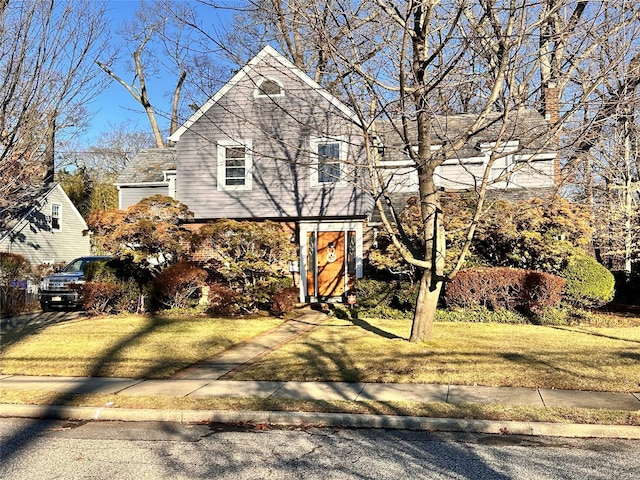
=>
[211,0,640,340]
[0,0,109,220]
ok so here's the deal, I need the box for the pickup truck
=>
[39,256,113,311]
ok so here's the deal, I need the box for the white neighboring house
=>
[0,183,90,265]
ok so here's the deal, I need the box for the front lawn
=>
[1,312,638,393]
[233,316,640,393]
[0,314,283,379]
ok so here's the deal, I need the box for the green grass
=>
[0,313,283,379]
[232,317,640,393]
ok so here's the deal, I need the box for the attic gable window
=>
[255,77,284,98]
[217,139,253,191]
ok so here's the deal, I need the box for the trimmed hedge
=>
[560,254,614,308]
[444,267,565,313]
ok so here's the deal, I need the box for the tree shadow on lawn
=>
[0,312,198,464]
[0,310,87,352]
[549,325,640,345]
[331,306,405,340]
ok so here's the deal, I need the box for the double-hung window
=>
[217,140,252,191]
[311,137,347,187]
[51,204,61,231]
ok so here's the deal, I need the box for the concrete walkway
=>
[1,309,639,438]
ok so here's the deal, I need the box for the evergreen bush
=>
[560,254,614,308]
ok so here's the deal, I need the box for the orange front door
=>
[307,231,345,297]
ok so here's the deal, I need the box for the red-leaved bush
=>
[152,261,208,309]
[270,287,299,316]
[206,282,240,316]
[82,282,123,314]
[444,267,564,313]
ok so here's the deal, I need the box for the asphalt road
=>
[1,418,639,479]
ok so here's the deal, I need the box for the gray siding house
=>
[167,46,373,302]
[376,111,557,200]
[115,148,177,209]
[0,183,90,265]
[119,46,558,302]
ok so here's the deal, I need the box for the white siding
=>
[0,185,90,265]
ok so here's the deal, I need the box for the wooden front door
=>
[307,231,346,298]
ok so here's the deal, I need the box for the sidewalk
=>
[1,310,639,438]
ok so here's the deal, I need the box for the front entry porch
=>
[298,221,364,303]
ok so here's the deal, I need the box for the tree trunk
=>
[410,268,443,342]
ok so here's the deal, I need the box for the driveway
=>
[0,310,85,332]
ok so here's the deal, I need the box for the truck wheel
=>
[41,302,52,312]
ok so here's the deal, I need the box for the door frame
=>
[299,220,364,302]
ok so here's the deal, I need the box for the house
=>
[375,111,558,202]
[115,148,177,209]
[118,46,558,303]
[0,183,90,266]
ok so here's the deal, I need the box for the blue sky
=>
[86,0,152,143]
[86,0,230,144]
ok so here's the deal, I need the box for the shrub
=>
[152,261,208,310]
[207,282,240,316]
[444,267,565,314]
[560,254,614,308]
[434,306,529,324]
[81,282,123,315]
[244,277,294,312]
[270,286,300,316]
[84,258,145,313]
[0,253,32,315]
[191,220,296,302]
[0,252,31,282]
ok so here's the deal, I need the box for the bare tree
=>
[0,0,109,219]
[96,0,223,146]
[290,0,640,340]
[58,121,156,216]
[180,1,639,340]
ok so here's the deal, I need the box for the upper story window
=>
[217,139,253,191]
[255,77,285,98]
[51,204,61,231]
[310,136,347,187]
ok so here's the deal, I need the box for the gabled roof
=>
[168,45,361,142]
[0,183,87,243]
[115,148,177,185]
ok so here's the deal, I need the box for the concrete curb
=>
[3,404,639,440]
